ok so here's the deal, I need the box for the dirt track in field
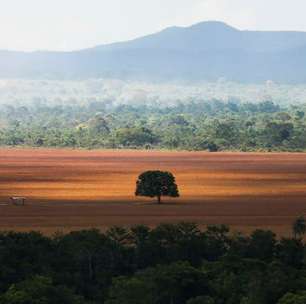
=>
[0,148,306,235]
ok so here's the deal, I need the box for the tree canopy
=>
[1,99,306,152]
[0,222,305,303]
[135,170,179,203]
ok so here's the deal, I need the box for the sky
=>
[1,0,306,51]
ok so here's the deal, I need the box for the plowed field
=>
[0,149,306,235]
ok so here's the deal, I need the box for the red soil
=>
[0,148,305,235]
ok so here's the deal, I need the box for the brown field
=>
[0,148,306,236]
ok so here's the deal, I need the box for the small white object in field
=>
[10,197,26,206]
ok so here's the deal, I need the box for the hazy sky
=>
[1,0,306,51]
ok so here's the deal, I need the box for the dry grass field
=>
[0,148,306,235]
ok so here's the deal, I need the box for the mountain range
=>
[1,21,306,83]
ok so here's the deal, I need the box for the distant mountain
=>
[1,21,306,83]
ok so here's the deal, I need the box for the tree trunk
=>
[157,195,161,204]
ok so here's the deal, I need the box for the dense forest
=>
[0,222,306,304]
[1,98,306,151]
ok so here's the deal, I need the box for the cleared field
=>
[0,148,306,235]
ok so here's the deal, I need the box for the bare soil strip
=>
[0,149,305,235]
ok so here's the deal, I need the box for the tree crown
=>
[135,170,179,201]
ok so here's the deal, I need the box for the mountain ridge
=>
[1,21,306,83]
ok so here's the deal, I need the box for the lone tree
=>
[135,170,179,204]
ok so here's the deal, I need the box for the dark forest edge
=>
[1,99,306,152]
[1,219,306,304]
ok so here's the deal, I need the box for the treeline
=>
[0,223,306,303]
[1,99,306,151]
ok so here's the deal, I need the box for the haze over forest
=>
[1,20,306,152]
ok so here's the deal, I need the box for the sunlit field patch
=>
[0,148,306,235]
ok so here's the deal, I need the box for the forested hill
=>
[1,21,306,83]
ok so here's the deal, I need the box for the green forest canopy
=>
[0,223,305,304]
[1,99,306,151]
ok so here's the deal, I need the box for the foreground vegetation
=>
[1,99,306,152]
[0,222,306,304]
